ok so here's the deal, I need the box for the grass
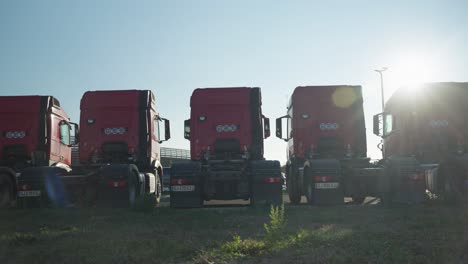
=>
[1,200,468,263]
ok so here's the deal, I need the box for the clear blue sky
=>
[1,0,467,162]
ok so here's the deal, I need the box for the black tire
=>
[154,174,162,206]
[304,167,314,205]
[128,173,138,207]
[0,174,14,209]
[287,166,301,204]
[305,182,314,205]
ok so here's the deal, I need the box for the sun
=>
[385,51,440,94]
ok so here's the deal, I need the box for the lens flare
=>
[332,87,357,108]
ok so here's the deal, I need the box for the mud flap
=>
[17,166,70,207]
[170,162,203,208]
[96,164,143,208]
[250,160,283,206]
[381,156,425,204]
[308,159,344,205]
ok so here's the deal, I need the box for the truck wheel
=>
[0,175,14,209]
[288,167,301,204]
[304,167,314,205]
[128,173,138,207]
[154,175,162,205]
[305,182,314,205]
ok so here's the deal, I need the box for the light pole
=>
[375,67,388,112]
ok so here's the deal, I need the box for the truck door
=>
[151,111,160,163]
[59,120,72,165]
[49,114,61,164]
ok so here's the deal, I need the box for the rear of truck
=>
[69,90,169,207]
[278,85,422,205]
[17,90,169,208]
[278,86,370,204]
[0,96,42,207]
[170,87,282,208]
[1,96,77,207]
[383,82,468,200]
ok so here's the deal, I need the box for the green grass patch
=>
[1,202,468,263]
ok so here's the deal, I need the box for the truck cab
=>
[78,90,170,169]
[184,87,269,160]
[276,86,367,160]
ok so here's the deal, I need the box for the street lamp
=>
[375,67,388,112]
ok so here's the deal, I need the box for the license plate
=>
[171,185,195,192]
[18,190,41,197]
[315,182,339,189]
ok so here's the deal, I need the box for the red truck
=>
[0,96,77,208]
[18,90,170,207]
[277,86,422,205]
[170,87,283,208]
[375,82,468,201]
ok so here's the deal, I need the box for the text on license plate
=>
[171,185,195,192]
[315,182,339,189]
[18,190,41,197]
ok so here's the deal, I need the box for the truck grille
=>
[101,142,128,163]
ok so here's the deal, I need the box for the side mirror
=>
[161,118,171,142]
[184,119,191,140]
[276,115,290,141]
[263,116,270,139]
[373,113,396,138]
[373,113,382,136]
[276,118,282,139]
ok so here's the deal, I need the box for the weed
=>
[221,235,266,257]
[264,203,286,243]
